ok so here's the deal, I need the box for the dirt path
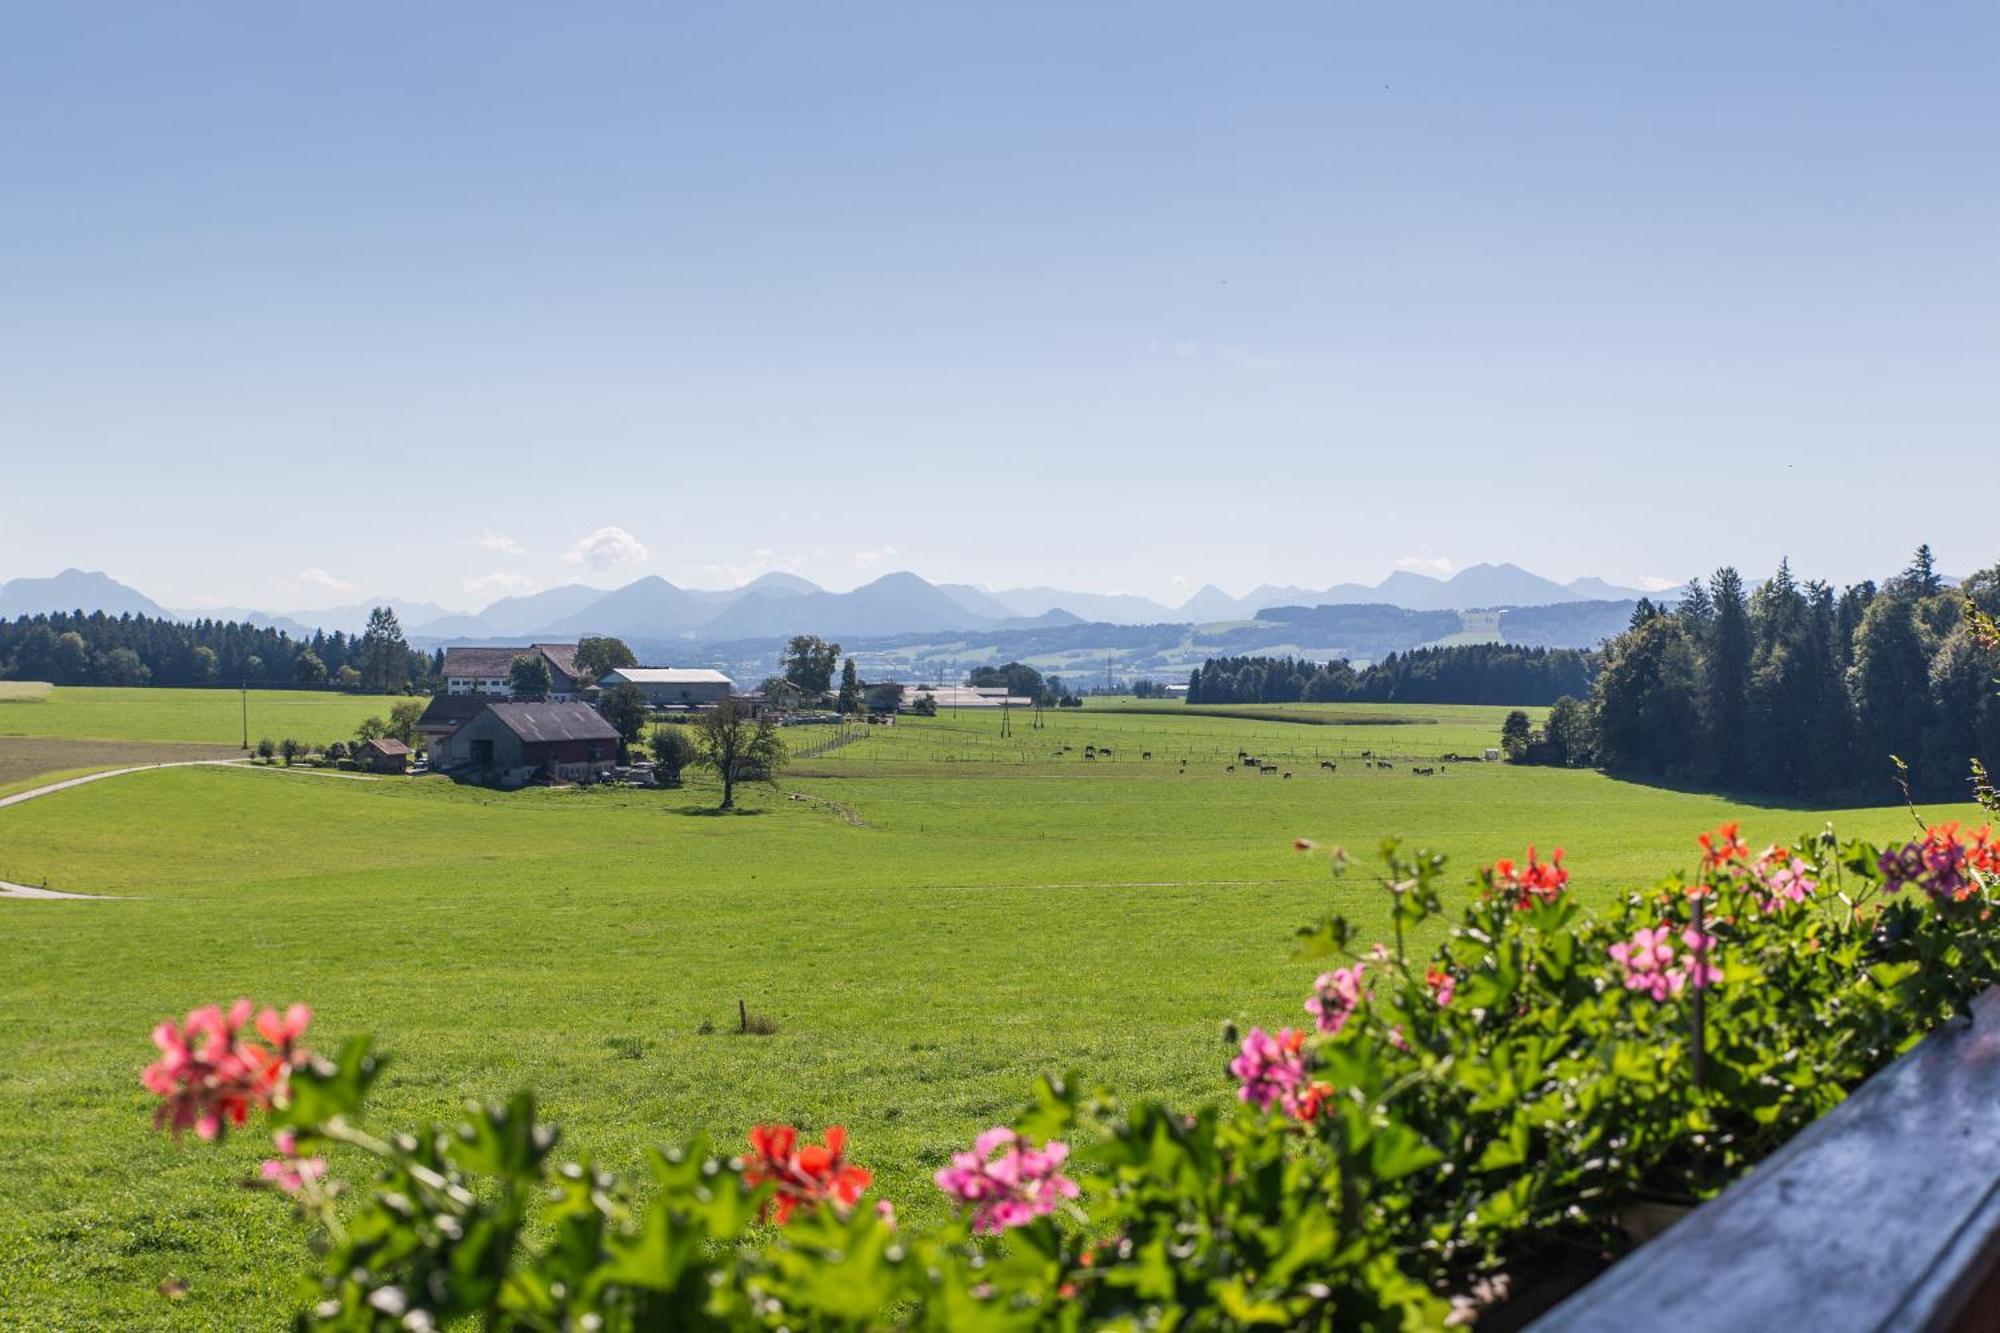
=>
[0,759,247,810]
[0,879,115,901]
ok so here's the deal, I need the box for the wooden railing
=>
[1533,986,2000,1332]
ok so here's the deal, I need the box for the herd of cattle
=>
[1044,743,1471,779]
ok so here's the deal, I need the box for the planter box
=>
[1533,986,2000,1332]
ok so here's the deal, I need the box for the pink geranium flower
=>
[1229,1027,1308,1112]
[259,1130,328,1194]
[1608,926,1679,1003]
[934,1127,1079,1233]
[1305,965,1366,1034]
[141,1000,312,1141]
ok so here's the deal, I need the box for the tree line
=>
[0,608,435,693]
[1185,643,1597,707]
[1520,546,2000,799]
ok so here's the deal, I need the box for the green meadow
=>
[0,689,1978,1327]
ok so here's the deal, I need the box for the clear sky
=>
[3,2,1994,612]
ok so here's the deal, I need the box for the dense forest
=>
[1185,643,1597,706]
[0,611,437,693]
[1555,547,2000,800]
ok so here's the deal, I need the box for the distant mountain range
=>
[0,562,1679,644]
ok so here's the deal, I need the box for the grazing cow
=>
[1360,750,1373,759]
[1142,751,1151,760]
[1376,760,1393,770]
[1084,752,1095,761]
[1283,772,1293,779]
[1319,760,1335,771]
[1101,747,1114,757]
[1261,765,1279,775]
[1226,764,1235,773]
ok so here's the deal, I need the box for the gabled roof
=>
[484,701,620,744]
[534,643,580,681]
[416,694,494,731]
[440,644,580,681]
[361,737,411,756]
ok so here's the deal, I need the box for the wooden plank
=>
[1533,987,2000,1333]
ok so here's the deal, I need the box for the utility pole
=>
[240,681,249,750]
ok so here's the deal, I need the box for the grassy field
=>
[0,685,407,747]
[0,692,1977,1327]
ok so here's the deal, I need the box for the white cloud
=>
[852,544,901,570]
[561,526,649,570]
[1394,555,1456,578]
[474,530,525,556]
[463,572,538,598]
[293,567,357,595]
[1637,575,1684,592]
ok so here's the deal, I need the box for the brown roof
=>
[484,701,620,744]
[361,737,411,756]
[534,643,580,680]
[441,646,538,678]
[416,694,494,733]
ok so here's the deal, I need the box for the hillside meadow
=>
[0,689,1983,1326]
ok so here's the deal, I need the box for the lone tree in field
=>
[600,682,650,761]
[783,635,841,699]
[359,607,408,695]
[1501,708,1533,761]
[836,658,863,714]
[695,698,786,810]
[509,653,552,700]
[574,635,637,686]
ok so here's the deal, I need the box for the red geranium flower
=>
[741,1124,872,1224]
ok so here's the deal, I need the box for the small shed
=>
[358,737,412,774]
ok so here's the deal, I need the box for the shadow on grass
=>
[669,804,770,818]
[1594,765,1922,813]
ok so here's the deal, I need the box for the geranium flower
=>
[1425,967,1456,1008]
[1305,964,1366,1034]
[1879,824,1996,903]
[141,1000,311,1141]
[258,1130,328,1194]
[1756,851,1816,911]
[1699,821,1750,868]
[1608,926,1679,1003]
[933,1127,1080,1233]
[1229,1027,1307,1113]
[1488,844,1568,909]
[740,1124,872,1224]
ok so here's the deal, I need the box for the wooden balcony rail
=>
[1533,986,2000,1332]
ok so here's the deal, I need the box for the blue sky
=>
[3,2,1994,611]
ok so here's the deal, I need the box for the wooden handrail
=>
[1533,986,2000,1333]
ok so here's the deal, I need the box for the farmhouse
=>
[431,701,619,784]
[597,667,733,708]
[441,644,582,700]
[356,737,411,774]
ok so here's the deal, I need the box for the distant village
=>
[400,640,1055,788]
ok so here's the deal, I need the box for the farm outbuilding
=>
[432,701,619,784]
[596,667,733,707]
[357,737,411,774]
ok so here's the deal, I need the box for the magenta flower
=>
[1229,1027,1308,1112]
[933,1127,1079,1233]
[1609,924,1720,1002]
[1677,924,1723,992]
[1754,849,1816,912]
[259,1130,328,1194]
[1608,926,1679,1003]
[1305,965,1367,1035]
